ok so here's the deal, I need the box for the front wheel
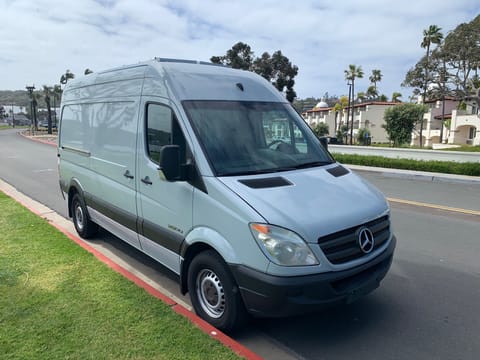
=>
[187,250,247,332]
[71,193,98,239]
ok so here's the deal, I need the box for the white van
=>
[58,58,395,331]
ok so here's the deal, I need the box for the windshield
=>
[183,101,334,176]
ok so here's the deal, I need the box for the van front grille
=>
[317,215,390,264]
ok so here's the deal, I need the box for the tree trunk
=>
[419,120,423,147]
[46,98,52,135]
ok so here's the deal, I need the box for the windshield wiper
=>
[294,161,334,169]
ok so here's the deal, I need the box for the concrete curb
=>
[0,179,262,360]
[19,131,57,147]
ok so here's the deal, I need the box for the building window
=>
[468,127,476,140]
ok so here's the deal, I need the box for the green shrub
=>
[333,153,480,176]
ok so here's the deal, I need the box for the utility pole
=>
[11,104,15,127]
[346,82,352,144]
[25,85,35,135]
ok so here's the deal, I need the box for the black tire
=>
[187,250,248,332]
[71,193,98,239]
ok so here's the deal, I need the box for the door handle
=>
[141,176,152,185]
[123,170,134,179]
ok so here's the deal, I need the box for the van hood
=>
[218,164,389,243]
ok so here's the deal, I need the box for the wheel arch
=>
[66,178,86,218]
[179,226,240,295]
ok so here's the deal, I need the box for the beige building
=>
[303,101,397,143]
[448,102,480,146]
[304,95,480,147]
[411,96,480,147]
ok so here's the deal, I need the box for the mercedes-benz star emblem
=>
[358,227,375,254]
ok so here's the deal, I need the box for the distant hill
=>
[0,90,48,108]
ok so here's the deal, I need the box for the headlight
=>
[249,223,319,266]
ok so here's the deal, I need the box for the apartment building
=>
[303,101,397,143]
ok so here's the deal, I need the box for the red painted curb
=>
[173,304,263,360]
[19,131,57,147]
[0,188,263,360]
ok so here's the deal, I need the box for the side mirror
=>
[318,137,328,151]
[159,145,181,181]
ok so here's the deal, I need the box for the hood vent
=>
[239,177,293,189]
[327,165,349,178]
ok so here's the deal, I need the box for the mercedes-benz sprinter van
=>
[58,58,396,331]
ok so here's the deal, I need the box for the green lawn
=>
[442,145,480,152]
[0,192,240,360]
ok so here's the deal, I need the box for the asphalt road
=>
[1,128,479,360]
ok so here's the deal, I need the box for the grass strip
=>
[442,145,480,152]
[0,192,240,360]
[333,153,480,176]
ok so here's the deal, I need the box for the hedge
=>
[333,153,480,177]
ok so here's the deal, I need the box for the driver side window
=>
[146,103,188,164]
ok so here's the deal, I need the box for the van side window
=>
[146,103,187,164]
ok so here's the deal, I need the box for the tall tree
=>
[344,64,364,144]
[442,17,480,98]
[211,42,254,70]
[42,86,53,134]
[392,92,402,102]
[30,92,42,130]
[383,103,428,147]
[420,24,443,147]
[369,69,383,91]
[366,85,379,100]
[253,50,298,102]
[60,70,75,85]
[52,85,62,126]
[332,95,349,134]
[357,91,366,102]
[211,42,299,102]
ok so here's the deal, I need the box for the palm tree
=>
[52,85,62,127]
[369,69,382,91]
[419,25,443,147]
[366,85,378,100]
[344,64,364,144]
[392,92,402,102]
[42,85,53,134]
[60,70,75,85]
[357,92,366,103]
[31,92,42,131]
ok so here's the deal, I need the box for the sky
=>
[1,0,479,101]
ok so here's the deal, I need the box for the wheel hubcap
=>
[196,269,225,318]
[75,203,85,231]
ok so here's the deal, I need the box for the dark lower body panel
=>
[231,236,396,317]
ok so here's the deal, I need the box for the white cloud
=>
[0,0,479,99]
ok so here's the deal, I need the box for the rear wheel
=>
[71,193,98,238]
[187,250,247,332]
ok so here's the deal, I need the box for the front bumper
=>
[230,235,396,317]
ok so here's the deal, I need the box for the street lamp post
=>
[11,104,15,128]
[346,82,352,144]
[25,85,35,135]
